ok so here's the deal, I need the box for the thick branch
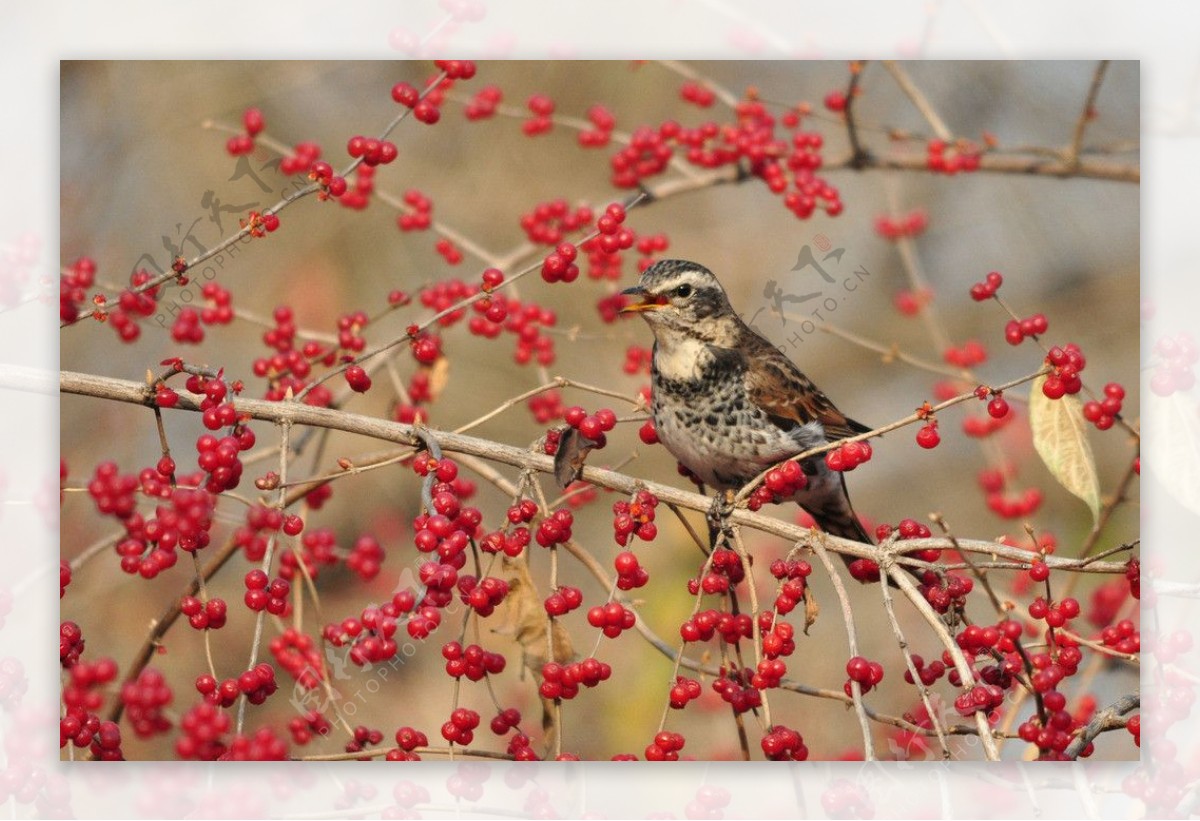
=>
[60,369,1129,577]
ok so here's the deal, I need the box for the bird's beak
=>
[619,286,667,313]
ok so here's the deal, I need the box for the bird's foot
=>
[706,489,737,548]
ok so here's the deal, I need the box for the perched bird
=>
[621,258,875,551]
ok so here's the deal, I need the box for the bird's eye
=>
[674,284,692,299]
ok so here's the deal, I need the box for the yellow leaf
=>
[1029,373,1101,523]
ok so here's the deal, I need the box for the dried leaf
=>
[1145,392,1200,514]
[553,426,601,489]
[1029,373,1101,523]
[425,358,450,401]
[497,555,574,673]
[803,587,819,635]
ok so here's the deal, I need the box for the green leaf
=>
[1029,373,1101,523]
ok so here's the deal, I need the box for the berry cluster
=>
[346,135,398,167]
[644,731,686,761]
[396,188,434,232]
[770,558,812,615]
[522,93,555,135]
[244,569,291,615]
[180,595,227,630]
[240,209,280,238]
[1004,313,1049,345]
[680,81,716,107]
[943,339,988,368]
[668,676,703,709]
[539,658,612,699]
[1082,382,1126,431]
[1041,344,1087,398]
[196,663,278,708]
[458,574,509,617]
[578,103,616,146]
[679,609,753,645]
[60,256,96,323]
[1100,619,1140,654]
[225,107,265,156]
[712,668,763,714]
[746,459,808,510]
[892,288,933,316]
[176,702,230,760]
[761,725,808,760]
[1029,594,1081,628]
[278,140,323,176]
[442,641,507,682]
[903,653,947,687]
[463,84,503,120]
[489,707,523,736]
[1016,686,1089,759]
[925,138,982,174]
[535,509,575,548]
[874,208,928,240]
[120,668,173,738]
[62,656,123,759]
[60,621,86,668]
[235,506,310,566]
[612,489,659,546]
[440,708,480,746]
[688,547,746,596]
[543,585,584,616]
[919,571,974,614]
[92,269,161,342]
[825,440,872,472]
[844,655,885,696]
[970,270,1004,301]
[270,627,324,690]
[586,601,636,638]
[613,551,649,590]
[348,729,384,758]
[322,603,405,666]
[286,711,331,746]
[383,727,428,762]
[224,726,289,760]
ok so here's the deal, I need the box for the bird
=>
[620,258,877,556]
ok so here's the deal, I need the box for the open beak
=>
[619,286,667,313]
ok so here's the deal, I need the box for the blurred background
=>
[61,60,1139,761]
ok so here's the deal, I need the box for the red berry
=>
[345,365,371,393]
[916,424,940,449]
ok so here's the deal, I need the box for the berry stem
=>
[236,416,291,734]
[809,538,876,761]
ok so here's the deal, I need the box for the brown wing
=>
[739,333,870,441]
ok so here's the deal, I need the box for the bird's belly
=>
[653,399,824,490]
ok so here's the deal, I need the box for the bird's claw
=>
[706,489,736,547]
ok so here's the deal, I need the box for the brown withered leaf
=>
[495,554,573,745]
[496,555,574,674]
[425,357,451,402]
[553,426,603,489]
[803,587,819,635]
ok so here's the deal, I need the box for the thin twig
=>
[882,62,953,141]
[1066,61,1111,168]
[811,537,876,761]
[1064,693,1136,759]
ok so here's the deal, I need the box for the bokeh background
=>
[60,59,1139,765]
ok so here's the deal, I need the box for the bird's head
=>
[620,259,738,342]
